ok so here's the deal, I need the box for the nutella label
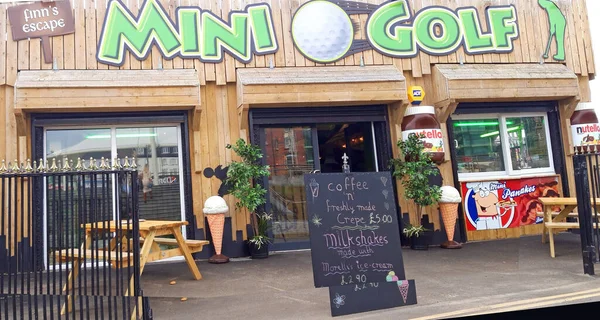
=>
[571,123,600,146]
[402,129,445,153]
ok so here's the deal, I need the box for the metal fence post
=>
[573,153,596,275]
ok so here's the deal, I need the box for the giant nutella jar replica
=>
[571,102,600,153]
[401,106,445,164]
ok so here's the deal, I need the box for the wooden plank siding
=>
[0,0,589,81]
[0,0,595,247]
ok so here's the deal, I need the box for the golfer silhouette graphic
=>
[538,0,566,61]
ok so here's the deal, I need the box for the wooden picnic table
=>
[538,197,600,258]
[55,220,209,319]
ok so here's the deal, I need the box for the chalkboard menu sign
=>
[304,172,417,316]
[328,280,417,317]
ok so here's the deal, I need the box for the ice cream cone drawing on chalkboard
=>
[386,271,399,282]
[309,179,319,203]
[386,271,410,303]
[397,281,410,303]
[380,176,388,186]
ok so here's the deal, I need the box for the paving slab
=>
[141,233,600,319]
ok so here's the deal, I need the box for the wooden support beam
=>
[192,105,202,131]
[560,96,581,157]
[435,99,458,123]
[238,104,249,133]
[388,101,409,149]
[561,96,581,121]
[13,108,26,137]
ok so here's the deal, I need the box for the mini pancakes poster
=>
[461,177,561,231]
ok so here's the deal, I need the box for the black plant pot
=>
[410,233,431,250]
[249,242,269,259]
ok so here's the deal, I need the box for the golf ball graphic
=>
[292,1,354,63]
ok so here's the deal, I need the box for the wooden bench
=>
[55,249,133,268]
[141,237,209,251]
[539,197,600,258]
[127,237,210,262]
[58,220,208,320]
[536,211,579,218]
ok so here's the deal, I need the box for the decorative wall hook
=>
[0,160,7,173]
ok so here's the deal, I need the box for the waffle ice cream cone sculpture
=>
[204,196,230,263]
[439,186,462,249]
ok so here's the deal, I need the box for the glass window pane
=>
[505,116,551,170]
[264,127,316,244]
[45,129,113,265]
[453,119,506,174]
[46,128,112,161]
[117,127,182,221]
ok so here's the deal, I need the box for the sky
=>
[586,1,599,104]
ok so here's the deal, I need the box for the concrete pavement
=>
[141,233,600,319]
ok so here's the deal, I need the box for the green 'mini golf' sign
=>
[96,0,565,66]
[97,0,278,66]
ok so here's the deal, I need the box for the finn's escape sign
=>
[8,1,75,64]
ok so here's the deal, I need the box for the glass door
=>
[262,127,320,250]
[261,123,379,250]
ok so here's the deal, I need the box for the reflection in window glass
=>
[264,127,315,244]
[117,127,181,221]
[45,129,113,264]
[453,119,506,174]
[506,117,550,170]
[46,128,112,161]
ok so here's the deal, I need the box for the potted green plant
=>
[390,133,442,250]
[226,138,272,258]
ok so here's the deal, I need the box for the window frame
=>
[453,112,555,181]
[42,124,187,268]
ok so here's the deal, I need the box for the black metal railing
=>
[573,148,600,275]
[0,157,152,319]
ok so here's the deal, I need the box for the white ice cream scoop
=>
[203,196,229,214]
[439,186,461,203]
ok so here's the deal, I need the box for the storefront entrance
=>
[251,106,393,250]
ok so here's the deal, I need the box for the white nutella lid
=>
[575,102,596,111]
[405,106,435,117]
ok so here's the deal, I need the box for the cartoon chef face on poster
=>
[464,182,516,231]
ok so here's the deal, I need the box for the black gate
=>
[0,157,152,319]
[573,149,600,275]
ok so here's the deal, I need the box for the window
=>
[45,125,186,224]
[453,113,554,179]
